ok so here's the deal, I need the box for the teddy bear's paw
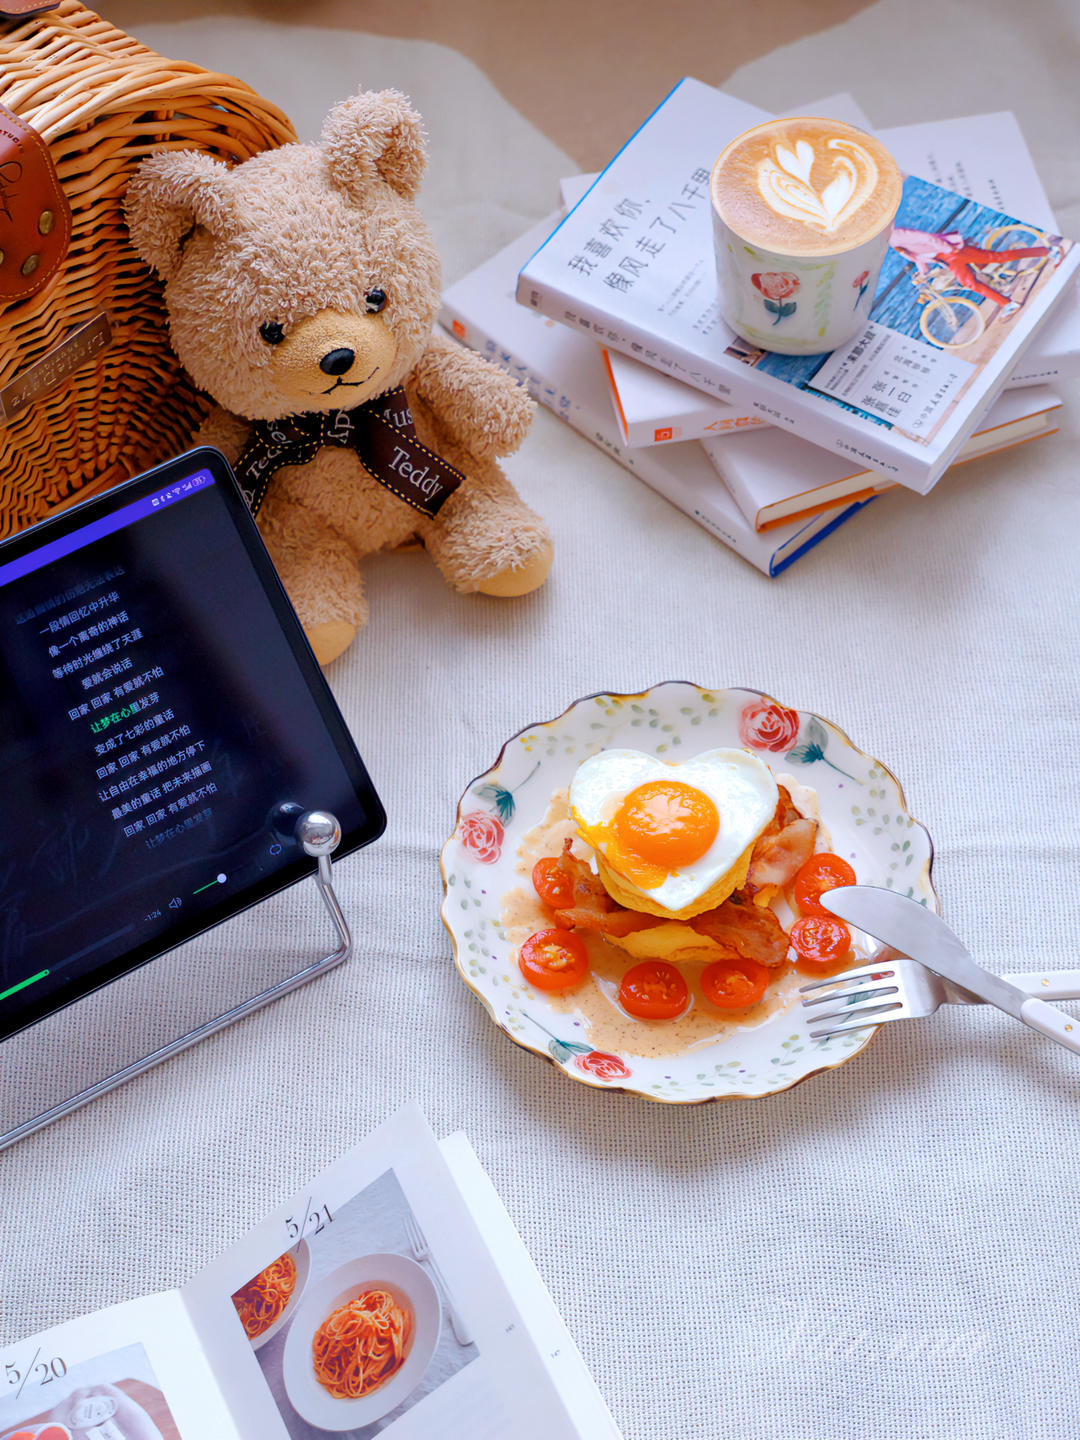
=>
[485,380,535,457]
[474,539,554,597]
[305,619,358,666]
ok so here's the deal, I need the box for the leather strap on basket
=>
[0,100,71,304]
[0,2,60,15]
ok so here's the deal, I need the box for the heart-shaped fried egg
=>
[568,748,778,916]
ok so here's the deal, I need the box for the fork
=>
[403,1209,473,1345]
[800,957,1080,1039]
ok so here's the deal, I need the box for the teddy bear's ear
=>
[321,89,427,202]
[125,150,238,280]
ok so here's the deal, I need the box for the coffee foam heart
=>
[712,117,902,257]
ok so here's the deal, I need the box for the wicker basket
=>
[0,0,296,536]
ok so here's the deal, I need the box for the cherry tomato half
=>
[518,928,589,992]
[792,851,856,917]
[701,956,770,1010]
[790,915,852,975]
[618,961,689,1020]
[531,856,574,909]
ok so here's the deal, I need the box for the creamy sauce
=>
[502,785,814,1060]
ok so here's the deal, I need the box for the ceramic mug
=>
[710,116,903,355]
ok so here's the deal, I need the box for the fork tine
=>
[798,965,899,994]
[806,1000,904,1034]
[801,982,899,1010]
[808,1017,893,1038]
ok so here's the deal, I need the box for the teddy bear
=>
[124,88,552,665]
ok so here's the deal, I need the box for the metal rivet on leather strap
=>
[21,253,39,277]
[37,209,54,236]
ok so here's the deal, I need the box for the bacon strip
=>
[554,906,664,937]
[690,898,790,967]
[747,817,817,891]
[555,838,616,911]
[545,837,794,964]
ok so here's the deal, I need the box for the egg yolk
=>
[612,780,719,869]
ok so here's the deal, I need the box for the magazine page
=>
[439,1133,623,1439]
[179,1103,600,1440]
[0,1293,240,1440]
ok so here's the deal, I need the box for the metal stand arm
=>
[0,811,351,1154]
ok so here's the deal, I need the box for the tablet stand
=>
[0,810,351,1153]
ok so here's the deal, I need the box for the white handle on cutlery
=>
[1020,997,1080,1056]
[1005,970,1080,1000]
[430,1255,473,1346]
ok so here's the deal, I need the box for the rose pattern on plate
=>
[751,271,799,325]
[738,699,801,753]
[525,1013,632,1081]
[458,809,503,864]
[575,1050,632,1081]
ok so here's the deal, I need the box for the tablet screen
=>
[0,448,384,1042]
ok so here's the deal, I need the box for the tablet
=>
[0,447,385,1043]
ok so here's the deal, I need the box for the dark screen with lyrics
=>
[0,451,382,1041]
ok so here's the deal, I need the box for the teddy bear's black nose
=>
[320,347,356,376]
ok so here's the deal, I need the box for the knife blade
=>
[822,885,1080,1057]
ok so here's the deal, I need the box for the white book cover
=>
[440,213,873,577]
[601,347,767,445]
[558,91,882,450]
[516,77,1079,494]
[591,109,1080,448]
[0,1105,623,1440]
[557,171,766,446]
[706,383,1061,531]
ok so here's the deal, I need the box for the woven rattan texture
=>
[0,0,296,534]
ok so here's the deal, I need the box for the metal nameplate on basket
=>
[0,445,385,1144]
[0,311,112,423]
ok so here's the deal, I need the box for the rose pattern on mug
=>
[752,271,800,325]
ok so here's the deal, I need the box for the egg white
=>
[568,748,779,912]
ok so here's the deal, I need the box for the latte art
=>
[711,117,902,257]
[756,136,879,234]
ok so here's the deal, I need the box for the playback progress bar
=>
[193,872,228,896]
[0,969,49,1003]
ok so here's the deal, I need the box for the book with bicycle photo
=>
[596,109,1080,449]
[0,1105,622,1440]
[516,77,1080,493]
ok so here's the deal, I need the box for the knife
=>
[821,885,1080,1058]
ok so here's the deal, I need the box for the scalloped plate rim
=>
[440,680,938,1104]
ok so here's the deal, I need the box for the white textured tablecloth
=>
[3,5,1080,1438]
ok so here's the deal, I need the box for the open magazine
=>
[0,1106,621,1440]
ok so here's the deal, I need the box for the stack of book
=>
[440,83,1078,575]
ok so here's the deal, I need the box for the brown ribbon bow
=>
[234,386,464,519]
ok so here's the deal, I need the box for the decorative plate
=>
[440,683,937,1103]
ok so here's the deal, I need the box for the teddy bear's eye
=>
[364,288,388,315]
[259,321,286,345]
